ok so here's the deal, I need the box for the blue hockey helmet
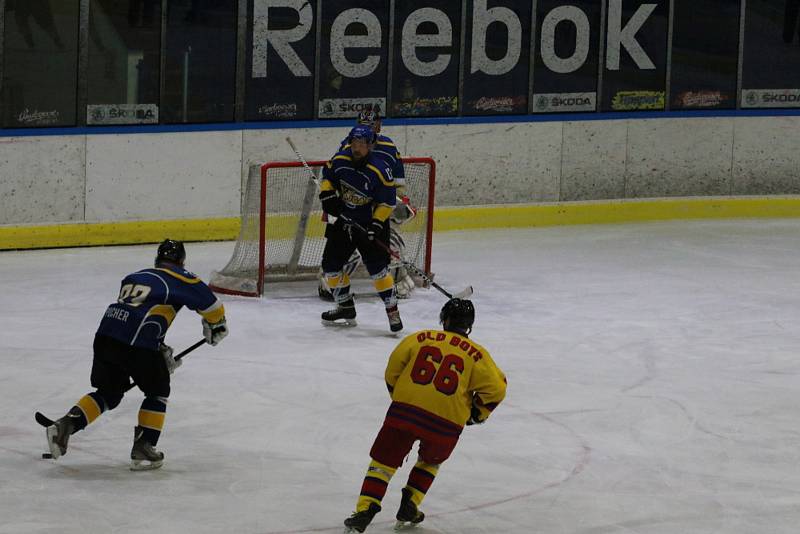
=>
[348,124,377,145]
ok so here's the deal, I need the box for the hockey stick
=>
[121,338,207,392]
[35,339,207,429]
[286,136,321,187]
[346,219,473,300]
[285,136,472,300]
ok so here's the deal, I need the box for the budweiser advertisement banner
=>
[669,0,739,110]
[461,0,531,115]
[238,0,800,122]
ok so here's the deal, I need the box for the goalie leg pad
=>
[343,250,362,277]
[391,265,415,299]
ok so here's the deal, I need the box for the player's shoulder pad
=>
[365,153,395,186]
[156,266,202,284]
[330,147,354,164]
[376,134,397,147]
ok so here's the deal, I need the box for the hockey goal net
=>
[209,157,435,297]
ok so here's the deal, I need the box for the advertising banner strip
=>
[611,91,665,111]
[391,0,462,117]
[86,105,159,125]
[532,92,597,113]
[741,89,800,109]
[461,0,531,115]
[317,0,390,115]
[318,98,387,119]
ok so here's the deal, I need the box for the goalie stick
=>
[35,339,207,431]
[285,136,473,301]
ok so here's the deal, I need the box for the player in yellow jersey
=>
[343,299,507,533]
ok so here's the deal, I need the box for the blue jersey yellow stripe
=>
[96,266,222,350]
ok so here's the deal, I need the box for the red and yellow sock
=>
[404,460,439,507]
[356,459,397,512]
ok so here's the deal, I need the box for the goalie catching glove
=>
[202,317,228,346]
[391,196,417,225]
[159,343,181,375]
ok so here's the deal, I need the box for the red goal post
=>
[209,157,436,297]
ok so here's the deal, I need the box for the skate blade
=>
[45,426,62,459]
[321,318,357,327]
[394,520,419,531]
[130,458,163,471]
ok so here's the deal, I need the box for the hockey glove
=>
[391,196,417,225]
[319,190,342,217]
[366,220,384,241]
[466,396,486,425]
[159,343,181,374]
[202,317,228,346]
[335,213,357,240]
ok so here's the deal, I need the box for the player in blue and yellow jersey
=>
[339,110,406,193]
[319,124,403,332]
[41,239,228,470]
[319,110,418,302]
[343,299,507,533]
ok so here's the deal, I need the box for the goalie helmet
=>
[356,110,382,131]
[348,124,377,145]
[440,298,475,335]
[155,239,186,267]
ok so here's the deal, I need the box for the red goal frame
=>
[212,157,435,297]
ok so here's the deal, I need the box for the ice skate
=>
[45,415,76,459]
[343,502,381,533]
[130,426,164,471]
[394,488,424,530]
[318,282,335,301]
[386,305,403,333]
[322,298,357,327]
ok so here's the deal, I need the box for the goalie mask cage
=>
[209,157,435,297]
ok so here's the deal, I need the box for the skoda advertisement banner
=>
[318,0,390,119]
[532,0,601,112]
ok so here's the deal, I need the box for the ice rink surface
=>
[2,219,800,534]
